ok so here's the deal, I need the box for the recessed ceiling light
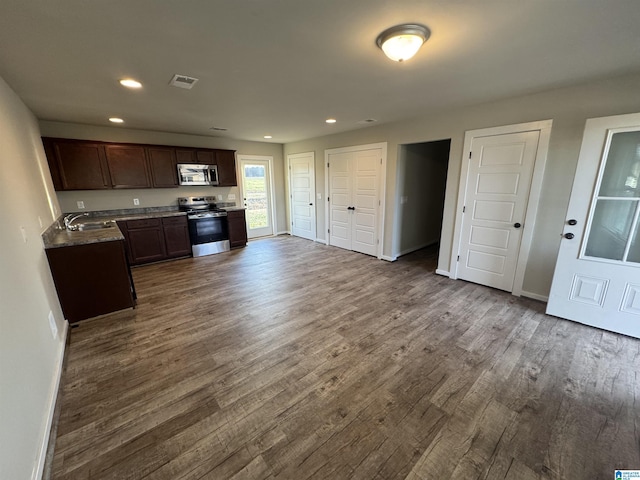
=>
[264,135,272,139]
[326,118,337,124]
[109,117,124,124]
[119,78,142,89]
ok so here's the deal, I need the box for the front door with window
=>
[547,113,640,338]
[238,156,275,239]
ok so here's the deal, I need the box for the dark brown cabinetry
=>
[46,240,135,322]
[216,150,238,186]
[105,145,151,188]
[148,147,178,187]
[162,216,191,258]
[42,137,237,190]
[118,215,191,265]
[45,139,111,190]
[227,209,248,248]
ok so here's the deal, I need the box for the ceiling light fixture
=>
[264,135,272,139]
[119,78,142,89]
[325,118,337,124]
[109,117,124,123]
[376,24,430,62]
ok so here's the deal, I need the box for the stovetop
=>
[178,196,228,218]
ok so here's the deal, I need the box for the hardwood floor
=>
[51,236,640,479]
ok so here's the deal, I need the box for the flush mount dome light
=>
[376,24,430,62]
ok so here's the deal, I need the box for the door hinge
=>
[379,200,381,206]
[328,228,330,234]
[469,151,472,159]
[377,239,380,244]
[327,197,330,202]
[463,206,466,213]
[457,255,460,261]
[327,162,330,168]
[380,158,382,164]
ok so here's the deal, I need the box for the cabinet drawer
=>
[161,215,187,226]
[126,218,162,229]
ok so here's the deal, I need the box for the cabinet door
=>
[162,216,191,257]
[216,150,237,186]
[105,145,151,188]
[227,210,248,248]
[126,218,167,264]
[196,150,216,165]
[148,147,178,188]
[176,149,197,164]
[52,140,111,190]
[45,241,134,322]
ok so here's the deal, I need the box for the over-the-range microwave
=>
[177,164,219,186]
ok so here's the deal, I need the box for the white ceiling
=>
[0,1,639,144]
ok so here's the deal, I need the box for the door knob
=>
[567,219,577,225]
[514,222,521,228]
[309,203,313,206]
[564,233,575,239]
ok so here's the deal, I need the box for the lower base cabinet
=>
[46,240,135,322]
[118,215,191,265]
[227,209,248,248]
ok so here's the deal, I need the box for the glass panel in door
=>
[583,131,640,263]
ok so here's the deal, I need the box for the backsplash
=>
[56,185,239,213]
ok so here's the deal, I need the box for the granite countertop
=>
[42,207,186,249]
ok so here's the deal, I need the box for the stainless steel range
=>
[178,196,230,257]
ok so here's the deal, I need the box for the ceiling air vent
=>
[209,127,228,131]
[357,118,378,124]
[169,74,199,90]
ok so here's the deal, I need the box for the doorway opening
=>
[394,139,450,260]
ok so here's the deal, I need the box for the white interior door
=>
[288,152,316,241]
[547,113,640,339]
[352,149,381,256]
[329,152,352,250]
[238,156,275,239]
[456,130,540,291]
[328,147,382,256]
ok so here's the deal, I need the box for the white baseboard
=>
[35,320,68,480]
[315,238,328,245]
[435,269,450,277]
[521,290,549,302]
[381,255,397,262]
[277,231,290,236]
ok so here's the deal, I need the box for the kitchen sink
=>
[77,222,115,231]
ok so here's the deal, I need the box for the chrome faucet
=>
[64,212,89,231]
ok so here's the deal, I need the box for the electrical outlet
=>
[227,193,236,200]
[48,311,58,339]
[77,201,85,209]
[317,193,322,200]
[133,198,140,206]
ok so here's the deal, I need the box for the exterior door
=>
[328,147,382,256]
[547,113,640,338]
[288,152,316,241]
[456,130,540,291]
[238,156,275,239]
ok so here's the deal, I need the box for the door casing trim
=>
[450,120,553,296]
[236,154,277,238]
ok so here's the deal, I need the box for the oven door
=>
[188,215,228,245]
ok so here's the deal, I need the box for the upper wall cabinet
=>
[44,139,111,190]
[105,145,151,188]
[42,137,237,191]
[216,150,237,186]
[147,147,179,188]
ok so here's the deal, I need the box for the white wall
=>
[0,77,66,479]
[284,70,640,298]
[39,122,288,233]
[396,140,450,256]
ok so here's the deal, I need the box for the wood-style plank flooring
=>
[51,236,640,479]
